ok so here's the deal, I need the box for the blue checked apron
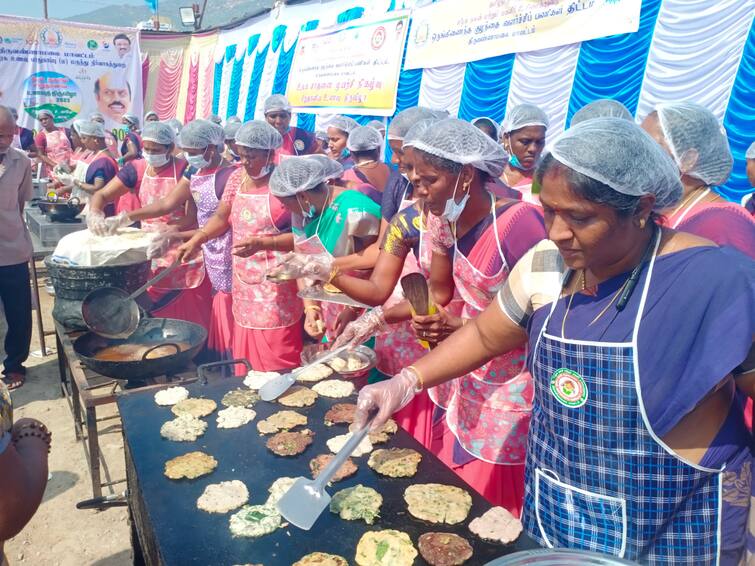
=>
[523,234,724,565]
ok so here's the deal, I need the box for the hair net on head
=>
[328,115,359,135]
[315,130,328,142]
[367,119,385,134]
[655,102,733,186]
[71,119,88,135]
[123,113,140,128]
[166,118,182,135]
[501,103,549,134]
[234,120,282,150]
[264,94,292,115]
[747,142,755,160]
[142,121,175,146]
[403,118,441,149]
[90,112,105,124]
[347,126,383,152]
[270,156,342,197]
[388,106,444,141]
[571,99,632,126]
[144,111,159,121]
[547,118,682,210]
[303,154,344,181]
[226,116,241,124]
[207,114,222,125]
[37,109,54,120]
[179,119,225,150]
[471,116,500,139]
[77,120,106,138]
[224,121,242,141]
[411,118,507,177]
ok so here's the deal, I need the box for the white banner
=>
[286,11,410,116]
[0,16,143,134]
[405,0,642,70]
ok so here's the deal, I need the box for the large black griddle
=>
[118,376,538,565]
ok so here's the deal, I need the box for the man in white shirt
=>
[0,105,33,390]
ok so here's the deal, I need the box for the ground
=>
[2,260,131,566]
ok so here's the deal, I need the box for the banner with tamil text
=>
[404,0,642,70]
[0,16,143,135]
[286,11,409,116]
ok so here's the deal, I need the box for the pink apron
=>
[43,128,72,178]
[190,169,233,293]
[140,161,206,291]
[230,187,302,329]
[444,198,533,464]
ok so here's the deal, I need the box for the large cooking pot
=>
[44,256,151,330]
[37,196,85,222]
[73,318,207,382]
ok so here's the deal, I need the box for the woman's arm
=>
[176,201,232,261]
[129,178,191,222]
[121,139,139,164]
[333,218,390,272]
[329,251,407,307]
[74,176,106,194]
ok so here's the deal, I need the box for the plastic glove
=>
[331,307,386,350]
[268,252,333,281]
[55,172,74,188]
[354,367,420,431]
[146,226,179,259]
[86,210,109,236]
[100,211,133,236]
[304,308,326,341]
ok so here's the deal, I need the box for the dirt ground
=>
[2,260,132,566]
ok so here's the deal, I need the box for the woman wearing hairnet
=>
[352,118,755,564]
[268,155,381,342]
[54,120,94,198]
[88,120,215,333]
[339,125,392,205]
[34,109,72,179]
[499,103,549,204]
[263,94,318,160]
[144,111,160,123]
[90,112,120,157]
[177,121,304,371]
[119,113,142,167]
[570,98,633,126]
[641,102,754,258]
[70,120,119,206]
[326,115,359,168]
[223,121,242,163]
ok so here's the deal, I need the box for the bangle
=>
[407,365,424,392]
[12,422,52,453]
[327,265,340,284]
[304,304,322,313]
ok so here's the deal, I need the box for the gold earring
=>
[639,218,646,229]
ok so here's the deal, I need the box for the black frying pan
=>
[37,196,84,221]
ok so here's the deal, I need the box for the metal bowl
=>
[485,549,638,566]
[300,344,376,378]
[37,197,85,221]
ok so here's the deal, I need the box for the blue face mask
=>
[122,125,130,134]
[298,196,317,219]
[508,152,535,171]
[340,149,350,160]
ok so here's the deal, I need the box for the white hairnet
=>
[403,118,441,149]
[37,109,54,120]
[471,116,500,140]
[71,119,87,135]
[747,142,755,160]
[347,126,383,152]
[264,94,292,115]
[367,119,385,134]
[655,102,733,186]
[328,115,359,135]
[302,154,343,181]
[123,113,140,128]
[234,120,282,150]
[90,112,105,124]
[77,120,106,138]
[547,118,682,210]
[226,115,241,124]
[144,110,159,121]
[411,118,506,177]
[270,156,343,197]
[315,130,328,142]
[501,103,549,134]
[571,99,632,126]
[224,121,242,141]
[207,113,222,125]
[166,118,182,135]
[388,106,444,141]
[179,119,225,150]
[142,121,175,146]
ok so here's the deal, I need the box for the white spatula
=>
[259,345,350,401]
[276,415,374,530]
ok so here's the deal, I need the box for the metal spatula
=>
[276,415,374,530]
[259,345,350,401]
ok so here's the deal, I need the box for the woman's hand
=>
[332,307,361,339]
[176,238,202,263]
[354,367,420,431]
[269,252,333,281]
[232,237,263,258]
[304,307,325,340]
[331,307,386,350]
[411,304,463,344]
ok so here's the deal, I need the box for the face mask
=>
[297,196,317,219]
[340,149,350,160]
[229,149,239,160]
[441,172,470,222]
[122,125,130,134]
[508,153,535,171]
[186,149,210,170]
[144,152,169,168]
[249,151,273,180]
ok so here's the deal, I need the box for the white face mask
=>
[144,152,169,168]
[249,150,273,180]
[186,148,210,170]
[440,172,470,222]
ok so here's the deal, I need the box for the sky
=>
[0,0,147,20]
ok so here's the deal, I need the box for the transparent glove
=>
[146,226,179,259]
[269,252,334,281]
[331,307,386,350]
[97,211,133,237]
[354,367,420,431]
[86,210,109,236]
[55,172,74,188]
